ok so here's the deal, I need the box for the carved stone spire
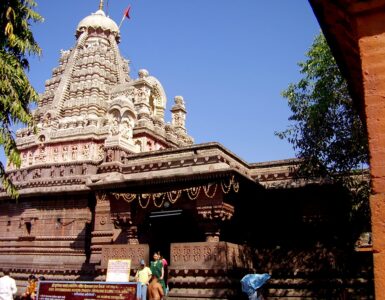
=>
[10,8,194,173]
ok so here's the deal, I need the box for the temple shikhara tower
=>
[0,4,375,300]
[16,8,193,169]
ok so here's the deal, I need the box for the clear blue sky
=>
[19,0,320,164]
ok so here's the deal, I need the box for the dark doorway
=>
[140,209,204,263]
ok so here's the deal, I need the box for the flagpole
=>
[118,15,126,29]
[119,5,131,29]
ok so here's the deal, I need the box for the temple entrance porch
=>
[93,172,255,299]
[142,209,204,264]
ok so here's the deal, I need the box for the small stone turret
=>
[171,96,187,133]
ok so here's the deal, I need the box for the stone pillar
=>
[357,12,385,299]
[197,203,234,242]
[90,192,114,264]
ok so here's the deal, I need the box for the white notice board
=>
[106,259,131,282]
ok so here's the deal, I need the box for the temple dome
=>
[76,10,119,39]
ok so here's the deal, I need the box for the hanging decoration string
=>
[153,193,166,208]
[138,194,151,209]
[167,190,182,204]
[108,176,239,208]
[186,186,200,201]
[203,183,218,199]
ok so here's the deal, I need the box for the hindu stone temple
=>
[0,4,375,299]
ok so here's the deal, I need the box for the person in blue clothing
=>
[241,273,270,300]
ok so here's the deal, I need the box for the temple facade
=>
[0,6,374,299]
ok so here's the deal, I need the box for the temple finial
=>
[99,0,104,11]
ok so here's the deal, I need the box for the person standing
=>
[150,252,166,293]
[148,274,164,300]
[159,256,169,295]
[135,260,152,300]
[0,269,17,300]
[21,275,36,300]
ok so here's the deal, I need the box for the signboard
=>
[106,259,131,282]
[36,281,138,300]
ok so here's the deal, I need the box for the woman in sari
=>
[150,252,166,293]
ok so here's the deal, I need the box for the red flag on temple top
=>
[119,4,131,28]
[124,5,131,19]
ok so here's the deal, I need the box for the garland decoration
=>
[186,186,200,200]
[203,183,217,199]
[108,176,239,208]
[153,193,166,208]
[167,190,182,204]
[112,192,136,203]
[138,194,151,209]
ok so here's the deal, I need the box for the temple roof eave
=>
[3,140,363,198]
[86,168,256,192]
[0,168,254,200]
[0,184,91,200]
[1,142,259,198]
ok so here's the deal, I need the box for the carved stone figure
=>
[137,87,150,103]
[82,163,87,175]
[82,144,90,159]
[120,120,132,140]
[59,166,65,177]
[72,145,78,160]
[106,149,113,162]
[108,119,119,136]
[62,146,69,161]
[173,114,183,127]
[53,147,59,162]
[22,153,27,167]
[33,169,41,179]
[28,152,33,165]
[98,145,104,160]
[50,166,55,177]
[38,146,47,162]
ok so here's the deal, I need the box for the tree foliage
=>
[277,33,370,231]
[0,0,42,196]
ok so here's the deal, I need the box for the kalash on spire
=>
[11,3,193,171]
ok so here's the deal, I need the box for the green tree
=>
[277,33,370,231]
[0,0,42,197]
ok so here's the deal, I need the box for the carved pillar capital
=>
[94,192,113,232]
[196,203,234,221]
[127,226,139,244]
[197,203,234,242]
[110,212,139,245]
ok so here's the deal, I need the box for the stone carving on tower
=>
[9,8,194,174]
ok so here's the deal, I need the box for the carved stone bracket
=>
[197,203,234,221]
[197,203,234,242]
[111,212,132,228]
[110,212,138,244]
